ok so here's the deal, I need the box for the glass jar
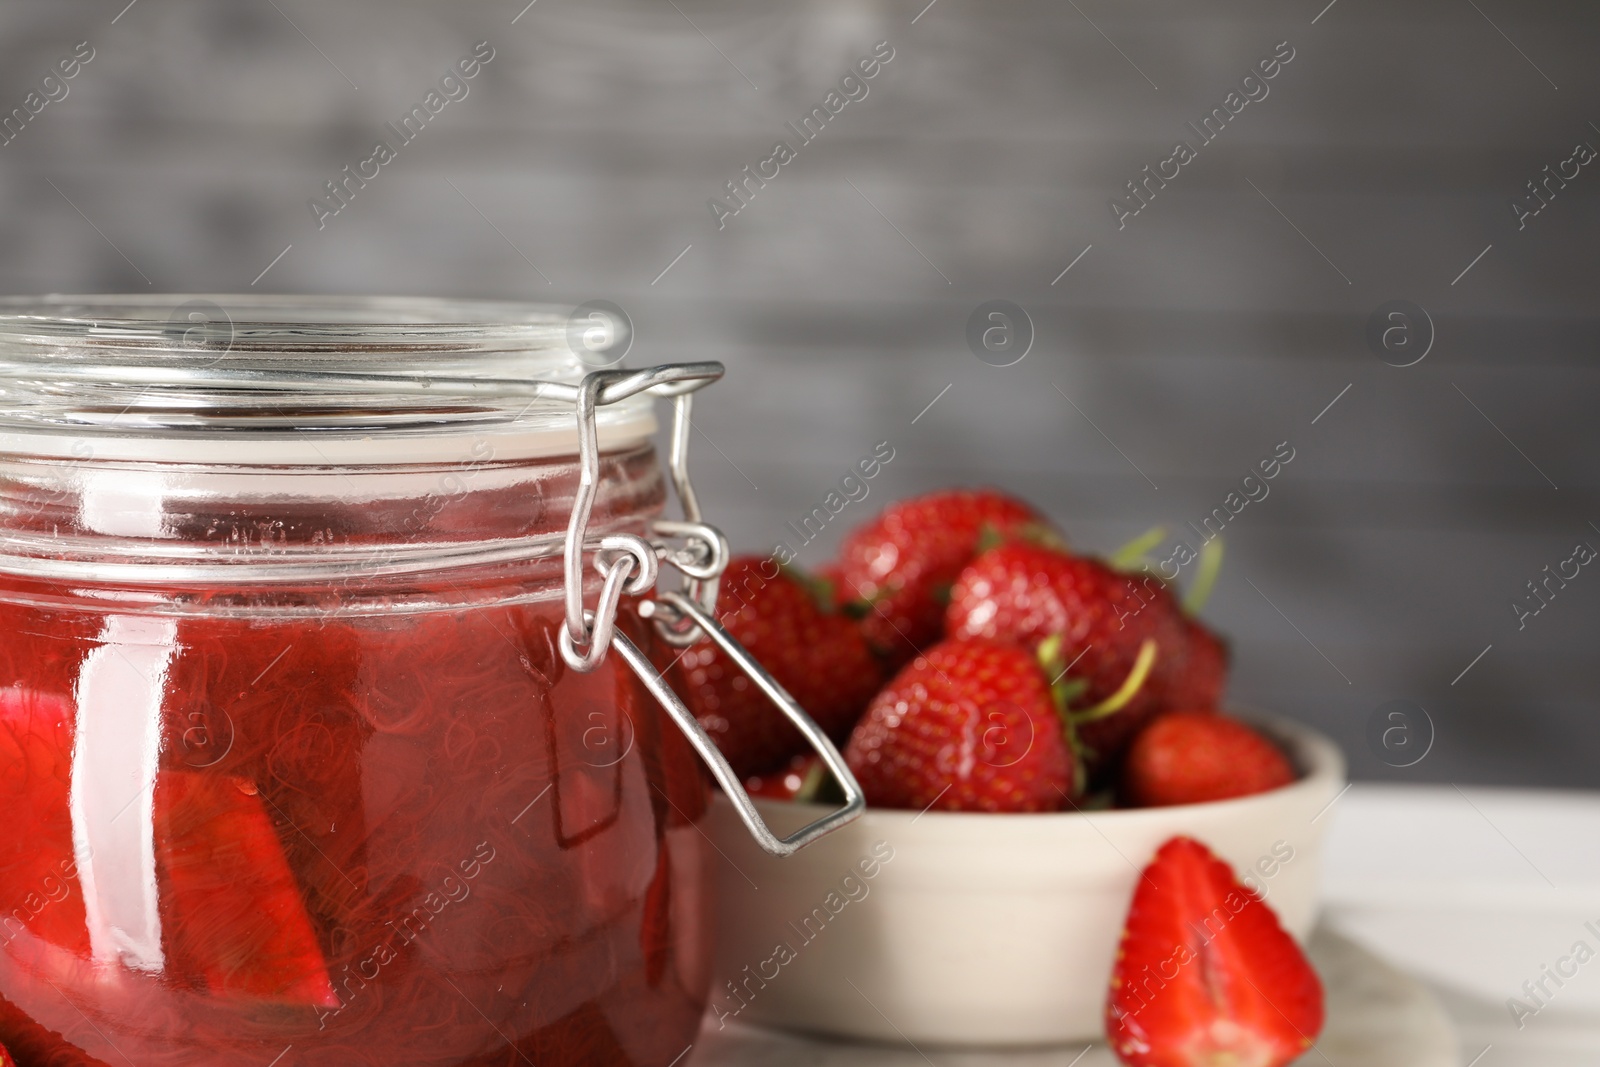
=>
[0,296,860,1067]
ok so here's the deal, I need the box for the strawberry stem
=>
[1062,717,1090,800]
[977,520,1066,555]
[974,523,1008,555]
[1069,639,1158,724]
[1039,635,1089,712]
[1055,677,1089,704]
[1109,525,1166,570]
[1036,633,1063,675]
[1183,538,1225,614]
[1039,634,1092,798]
[1018,521,1068,551]
[780,563,837,615]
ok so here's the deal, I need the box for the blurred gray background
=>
[1,0,1595,786]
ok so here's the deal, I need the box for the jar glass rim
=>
[0,294,653,464]
[0,293,584,352]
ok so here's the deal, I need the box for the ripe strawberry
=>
[744,754,819,801]
[945,543,1183,769]
[1107,836,1324,1066]
[836,489,1051,669]
[672,556,883,778]
[843,640,1075,812]
[1122,712,1295,808]
[1165,616,1229,711]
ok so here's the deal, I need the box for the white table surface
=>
[1321,784,1600,1067]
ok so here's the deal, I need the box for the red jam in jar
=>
[0,298,717,1067]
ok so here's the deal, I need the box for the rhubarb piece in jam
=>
[0,688,90,959]
[153,771,339,1007]
[0,590,713,1067]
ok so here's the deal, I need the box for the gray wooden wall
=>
[1,0,1596,786]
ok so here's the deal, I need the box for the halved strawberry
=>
[844,640,1076,812]
[1107,836,1323,1066]
[837,489,1052,669]
[154,771,338,1007]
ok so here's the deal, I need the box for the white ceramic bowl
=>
[704,714,1345,1046]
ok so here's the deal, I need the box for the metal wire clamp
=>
[555,362,864,857]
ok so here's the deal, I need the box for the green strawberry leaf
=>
[974,523,1009,555]
[786,567,837,614]
[1183,537,1225,615]
[1036,633,1064,675]
[1039,634,1091,724]
[794,760,846,805]
[977,520,1067,556]
[1074,788,1117,811]
[839,599,873,621]
[1069,639,1159,725]
[1109,525,1167,570]
[1055,677,1090,705]
[1056,713,1092,801]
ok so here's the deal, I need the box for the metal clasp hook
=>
[555,361,865,856]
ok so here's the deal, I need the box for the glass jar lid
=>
[0,294,653,464]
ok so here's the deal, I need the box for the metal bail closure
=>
[556,361,864,856]
[621,592,865,857]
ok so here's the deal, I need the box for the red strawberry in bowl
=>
[946,543,1183,771]
[1122,712,1295,808]
[836,488,1053,669]
[671,555,883,779]
[843,639,1076,812]
[1107,836,1324,1066]
[1164,615,1229,711]
[744,754,820,801]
